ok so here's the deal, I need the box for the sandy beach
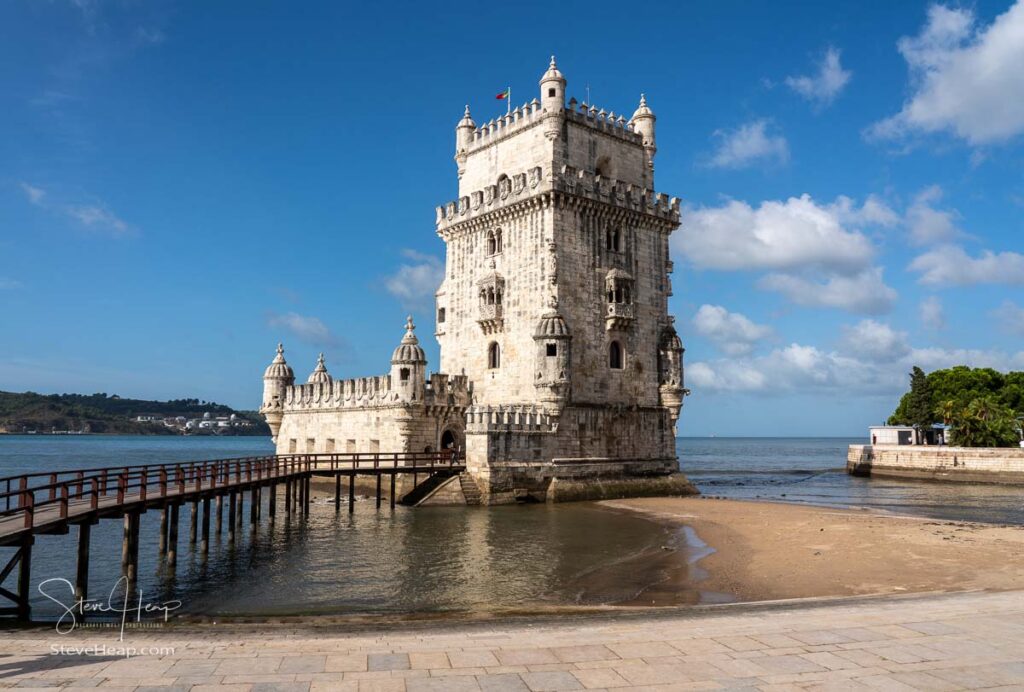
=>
[604,496,1024,603]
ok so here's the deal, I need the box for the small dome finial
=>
[464,104,471,117]
[405,315,415,332]
[550,55,556,67]
[276,342,283,355]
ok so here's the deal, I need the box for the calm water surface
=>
[0,436,697,619]
[1,435,1020,619]
[679,436,1024,525]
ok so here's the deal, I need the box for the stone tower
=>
[434,57,690,501]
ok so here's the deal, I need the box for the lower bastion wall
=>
[847,444,1024,485]
[464,404,695,503]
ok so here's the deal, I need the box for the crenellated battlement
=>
[282,371,471,412]
[465,99,545,153]
[465,405,559,434]
[436,164,680,233]
[564,98,644,144]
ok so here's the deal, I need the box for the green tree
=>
[949,396,1020,448]
[906,366,934,441]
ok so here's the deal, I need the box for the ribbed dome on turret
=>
[307,352,332,384]
[534,297,571,338]
[263,343,295,381]
[631,93,654,121]
[391,316,427,364]
[457,104,476,130]
[540,55,565,85]
[660,324,684,352]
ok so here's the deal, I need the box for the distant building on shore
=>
[261,58,693,503]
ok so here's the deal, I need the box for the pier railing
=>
[0,451,464,533]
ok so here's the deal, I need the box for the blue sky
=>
[2,1,1023,436]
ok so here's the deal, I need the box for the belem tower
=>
[260,58,694,504]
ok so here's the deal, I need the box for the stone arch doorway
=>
[440,428,464,453]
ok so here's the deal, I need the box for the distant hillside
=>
[0,391,269,435]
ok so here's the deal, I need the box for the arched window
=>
[546,343,557,357]
[437,307,446,324]
[596,156,613,178]
[605,228,621,252]
[486,228,503,255]
[609,341,623,370]
[400,368,410,382]
[488,342,501,369]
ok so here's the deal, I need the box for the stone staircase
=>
[459,473,483,505]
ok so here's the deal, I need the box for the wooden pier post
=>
[390,472,396,509]
[236,491,244,530]
[256,486,262,520]
[215,496,223,534]
[297,476,305,515]
[268,483,276,520]
[126,512,140,588]
[17,536,32,622]
[284,479,292,515]
[376,474,382,509]
[189,501,198,544]
[121,514,131,571]
[348,473,355,514]
[167,504,179,567]
[158,507,168,555]
[227,491,236,543]
[335,475,341,512]
[249,488,257,531]
[200,498,210,554]
[304,475,311,514]
[75,523,90,614]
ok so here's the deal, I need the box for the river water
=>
[0,435,1020,619]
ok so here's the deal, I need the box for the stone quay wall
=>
[847,444,1024,485]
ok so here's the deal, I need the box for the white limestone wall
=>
[562,117,647,189]
[848,444,1024,484]
[553,203,670,407]
[275,406,463,457]
[437,206,554,405]
[460,119,552,196]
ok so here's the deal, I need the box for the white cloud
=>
[690,329,1024,395]
[909,244,1024,286]
[906,186,962,245]
[20,183,45,205]
[704,120,789,169]
[384,249,445,308]
[20,183,135,237]
[692,305,772,356]
[758,268,897,315]
[266,312,339,348]
[785,46,852,108]
[676,194,877,274]
[868,2,1024,145]
[992,301,1024,335]
[838,319,910,362]
[65,204,132,236]
[920,296,946,330]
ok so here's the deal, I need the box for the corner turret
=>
[630,94,657,188]
[454,105,476,179]
[657,320,688,433]
[390,316,427,403]
[261,343,295,442]
[533,296,572,408]
[539,56,566,113]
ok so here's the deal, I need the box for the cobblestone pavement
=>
[1,590,1022,690]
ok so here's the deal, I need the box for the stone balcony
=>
[605,302,634,331]
[478,303,504,335]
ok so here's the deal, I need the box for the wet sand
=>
[604,497,1024,602]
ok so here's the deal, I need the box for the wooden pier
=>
[0,451,463,621]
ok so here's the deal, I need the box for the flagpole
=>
[507,86,511,115]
